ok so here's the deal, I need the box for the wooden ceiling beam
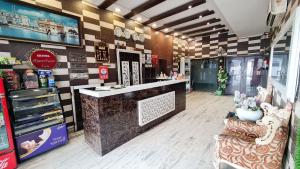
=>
[98,0,118,9]
[156,10,214,30]
[174,18,220,32]
[124,0,167,19]
[184,24,225,35]
[190,29,228,38]
[143,0,206,25]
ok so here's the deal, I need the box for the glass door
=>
[0,98,9,151]
[225,57,243,95]
[226,56,268,96]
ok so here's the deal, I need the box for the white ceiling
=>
[212,0,269,37]
[84,0,270,38]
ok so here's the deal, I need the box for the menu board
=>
[68,52,88,80]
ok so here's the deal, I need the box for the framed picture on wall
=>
[95,41,110,63]
[0,0,82,47]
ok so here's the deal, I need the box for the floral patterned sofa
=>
[215,102,291,169]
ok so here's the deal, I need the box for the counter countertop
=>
[79,80,187,98]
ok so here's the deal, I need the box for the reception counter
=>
[79,80,186,155]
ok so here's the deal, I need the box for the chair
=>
[215,104,291,169]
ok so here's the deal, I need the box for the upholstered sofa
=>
[215,104,291,169]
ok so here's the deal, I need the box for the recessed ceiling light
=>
[164,28,168,32]
[199,15,202,18]
[188,38,192,41]
[155,31,159,34]
[213,27,216,30]
[174,32,178,36]
[137,17,142,21]
[207,22,210,25]
[115,8,121,13]
[217,32,220,34]
[188,5,192,9]
[152,23,157,28]
[182,35,185,38]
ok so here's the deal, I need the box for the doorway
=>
[117,49,143,86]
[191,58,219,92]
[225,56,268,96]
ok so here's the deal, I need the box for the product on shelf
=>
[23,70,39,89]
[38,70,49,88]
[5,71,21,91]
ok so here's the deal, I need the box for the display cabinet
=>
[9,87,68,162]
[10,88,64,136]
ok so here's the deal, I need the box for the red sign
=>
[99,66,109,80]
[30,49,57,69]
[151,55,159,65]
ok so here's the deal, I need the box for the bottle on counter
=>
[23,69,39,89]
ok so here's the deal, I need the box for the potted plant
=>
[234,91,263,121]
[215,66,228,96]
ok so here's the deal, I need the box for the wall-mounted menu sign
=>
[30,49,57,69]
[95,41,110,63]
[68,52,88,80]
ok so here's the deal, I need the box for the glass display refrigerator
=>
[9,87,68,162]
[0,78,17,169]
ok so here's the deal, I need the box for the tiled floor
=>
[19,92,235,169]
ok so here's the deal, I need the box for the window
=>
[271,53,289,86]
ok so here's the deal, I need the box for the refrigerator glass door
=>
[0,99,9,151]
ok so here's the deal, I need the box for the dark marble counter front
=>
[80,81,186,155]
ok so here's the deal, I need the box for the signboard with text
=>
[30,49,57,69]
[99,66,109,80]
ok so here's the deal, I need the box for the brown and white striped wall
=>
[193,33,270,58]
[0,0,165,132]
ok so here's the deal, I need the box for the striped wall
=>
[172,38,195,72]
[0,0,154,132]
[193,33,270,58]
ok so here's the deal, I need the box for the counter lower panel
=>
[81,82,186,155]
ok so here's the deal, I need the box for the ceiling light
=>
[188,38,192,41]
[181,35,185,39]
[115,8,121,13]
[155,31,159,34]
[137,17,142,21]
[188,5,192,9]
[213,27,216,30]
[217,32,220,34]
[199,15,202,18]
[164,28,168,32]
[166,35,170,38]
[174,32,178,36]
[152,23,157,28]
[207,22,210,25]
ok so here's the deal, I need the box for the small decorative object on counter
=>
[23,70,39,89]
[4,71,21,91]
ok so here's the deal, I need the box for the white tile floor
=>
[19,92,235,169]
